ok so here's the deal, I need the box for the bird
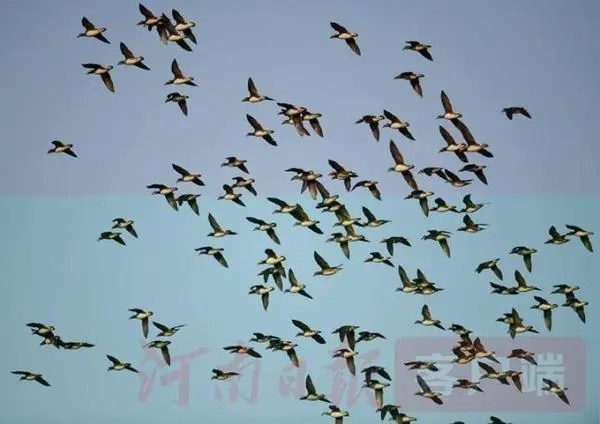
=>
[137,4,166,31]
[380,236,411,256]
[332,348,358,376]
[422,230,452,257]
[246,114,277,146]
[328,159,358,191]
[171,8,197,44]
[329,22,361,56]
[47,140,77,158]
[11,371,50,386]
[301,110,324,137]
[284,269,313,299]
[81,64,114,92]
[292,319,326,344]
[290,205,323,234]
[361,207,390,228]
[405,190,434,217]
[562,292,588,323]
[502,106,531,120]
[365,252,394,267]
[176,194,200,215]
[475,258,503,280]
[437,91,463,121]
[453,119,494,158]
[387,139,418,190]
[403,41,433,61]
[300,374,331,402]
[458,164,488,184]
[415,374,443,405]
[509,246,537,272]
[246,217,280,244]
[211,369,240,381]
[152,321,185,337]
[565,224,594,252]
[78,17,110,43]
[352,180,381,200]
[313,250,342,276]
[165,59,196,86]
[248,285,275,311]
[129,308,153,338]
[437,126,468,163]
[117,42,150,70]
[415,304,445,330]
[430,197,459,213]
[217,184,245,207]
[221,156,249,174]
[355,115,385,141]
[457,214,488,233]
[111,218,138,238]
[172,163,204,186]
[362,379,390,409]
[243,77,275,103]
[394,72,424,97]
[165,92,190,116]
[98,231,126,246]
[145,340,171,366]
[106,355,138,373]
[146,184,178,210]
[157,16,193,51]
[231,176,257,196]
[382,110,415,141]
[223,345,262,358]
[542,379,570,405]
[545,225,570,245]
[195,246,228,268]
[321,405,350,424]
[530,296,558,331]
[207,213,237,238]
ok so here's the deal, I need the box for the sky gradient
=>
[1,1,599,424]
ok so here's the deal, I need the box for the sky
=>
[0,0,599,423]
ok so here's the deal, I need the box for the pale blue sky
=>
[0,1,599,424]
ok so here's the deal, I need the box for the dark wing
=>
[416,374,431,392]
[440,90,453,113]
[247,77,259,97]
[172,163,190,176]
[330,22,347,32]
[292,319,310,332]
[208,213,221,231]
[246,216,266,225]
[438,126,456,145]
[345,38,361,56]
[106,355,120,365]
[81,17,94,30]
[101,73,114,93]
[171,59,183,78]
[246,114,263,130]
[389,139,405,164]
[119,42,134,58]
[314,251,329,268]
[453,119,476,145]
[383,109,398,121]
[172,9,185,23]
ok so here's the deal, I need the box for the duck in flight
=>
[78,17,110,44]
[329,22,361,56]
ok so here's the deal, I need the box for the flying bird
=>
[47,140,77,158]
[82,63,114,92]
[329,22,361,56]
[403,41,433,61]
[78,17,110,44]
[118,42,150,70]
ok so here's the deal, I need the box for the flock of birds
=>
[16,4,594,424]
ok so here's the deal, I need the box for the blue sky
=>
[0,1,599,423]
